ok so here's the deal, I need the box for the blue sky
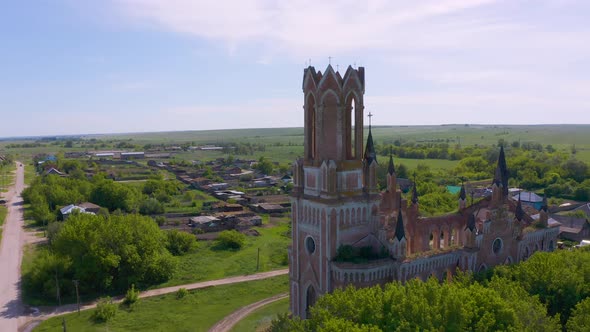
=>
[1,0,589,137]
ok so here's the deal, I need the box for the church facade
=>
[288,65,560,318]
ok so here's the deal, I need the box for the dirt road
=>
[208,293,288,332]
[0,163,25,332]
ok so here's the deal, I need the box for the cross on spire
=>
[328,56,332,65]
[368,112,373,128]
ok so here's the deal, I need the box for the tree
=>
[48,213,177,293]
[166,230,196,255]
[567,297,590,332]
[255,157,274,175]
[217,230,245,249]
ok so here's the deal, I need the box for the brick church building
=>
[288,64,560,318]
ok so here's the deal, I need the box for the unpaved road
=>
[208,293,288,332]
[0,163,25,332]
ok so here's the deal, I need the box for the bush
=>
[93,297,117,322]
[123,284,140,306]
[139,198,165,215]
[176,288,188,299]
[166,230,195,255]
[217,230,245,249]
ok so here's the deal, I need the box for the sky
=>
[1,0,589,137]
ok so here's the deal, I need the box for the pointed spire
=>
[411,177,419,205]
[541,195,548,212]
[364,120,377,164]
[466,213,476,232]
[515,192,525,221]
[459,183,466,200]
[492,145,509,196]
[387,153,395,175]
[395,197,406,241]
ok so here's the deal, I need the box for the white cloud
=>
[103,0,590,126]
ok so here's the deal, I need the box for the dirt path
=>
[22,269,289,329]
[208,293,288,332]
[0,163,25,332]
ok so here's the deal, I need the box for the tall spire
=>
[492,145,509,196]
[364,113,377,164]
[395,197,406,241]
[387,153,395,175]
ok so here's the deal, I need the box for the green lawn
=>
[231,297,289,332]
[159,221,290,287]
[34,275,289,332]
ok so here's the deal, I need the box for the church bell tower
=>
[289,65,381,318]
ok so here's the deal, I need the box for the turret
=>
[492,145,509,204]
[386,153,397,193]
[515,193,525,222]
[392,197,407,259]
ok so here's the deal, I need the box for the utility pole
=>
[62,317,67,332]
[73,280,80,314]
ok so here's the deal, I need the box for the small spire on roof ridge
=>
[388,153,395,175]
[466,213,477,232]
[395,196,406,241]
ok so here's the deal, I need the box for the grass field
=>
[0,163,15,193]
[3,124,589,164]
[34,275,289,332]
[21,218,291,305]
[159,220,290,288]
[231,297,289,332]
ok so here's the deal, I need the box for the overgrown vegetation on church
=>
[272,247,590,331]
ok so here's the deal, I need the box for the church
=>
[288,64,560,318]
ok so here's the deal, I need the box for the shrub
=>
[123,284,140,306]
[166,230,196,255]
[93,297,117,322]
[217,230,246,249]
[176,288,188,299]
[139,198,164,215]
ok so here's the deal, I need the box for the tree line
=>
[270,247,590,331]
